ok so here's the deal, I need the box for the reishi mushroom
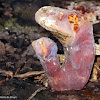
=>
[32,6,95,91]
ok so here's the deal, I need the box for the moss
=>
[4,18,17,29]
[3,18,38,34]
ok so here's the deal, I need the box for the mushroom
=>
[32,6,95,91]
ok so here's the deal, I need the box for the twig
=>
[95,43,100,55]
[27,87,46,100]
[0,70,13,83]
[14,68,22,76]
[0,70,13,78]
[94,65,100,72]
[14,71,45,78]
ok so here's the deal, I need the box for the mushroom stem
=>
[32,6,95,91]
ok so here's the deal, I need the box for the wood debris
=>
[14,71,45,78]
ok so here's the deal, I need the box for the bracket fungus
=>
[32,6,95,91]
